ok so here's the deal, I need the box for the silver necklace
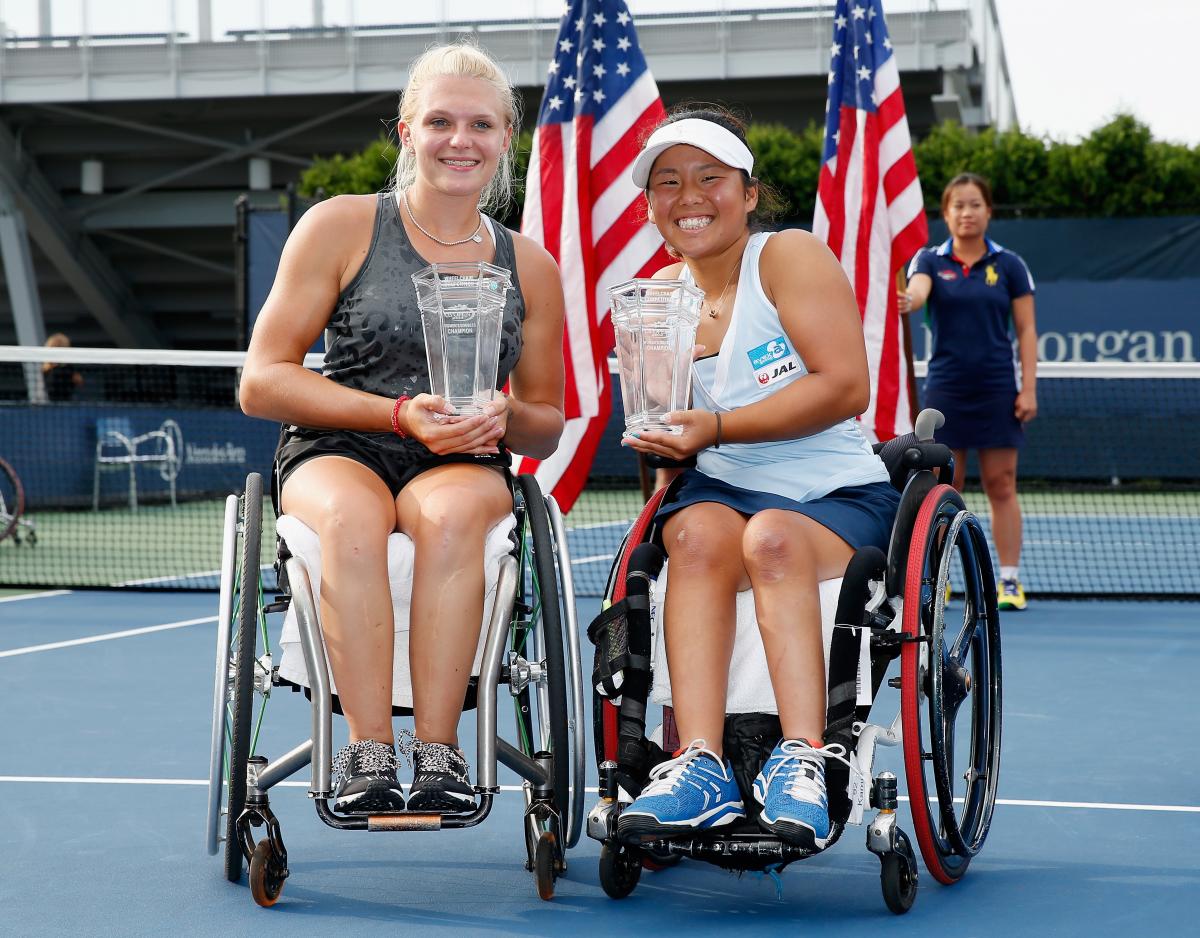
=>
[399,190,484,245]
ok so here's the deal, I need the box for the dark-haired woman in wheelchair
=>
[617,108,900,851]
[239,43,565,816]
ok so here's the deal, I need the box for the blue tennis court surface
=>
[1,589,1196,936]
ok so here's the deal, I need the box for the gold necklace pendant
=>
[698,257,739,321]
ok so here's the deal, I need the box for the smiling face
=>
[943,182,992,241]
[399,75,512,198]
[645,143,758,258]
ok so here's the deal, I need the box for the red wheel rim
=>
[900,483,958,885]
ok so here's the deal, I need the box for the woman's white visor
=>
[631,118,755,189]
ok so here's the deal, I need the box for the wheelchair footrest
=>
[367,813,443,831]
[627,824,843,872]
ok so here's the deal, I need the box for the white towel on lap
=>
[275,513,517,709]
[649,559,847,715]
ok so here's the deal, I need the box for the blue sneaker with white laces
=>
[616,740,746,842]
[754,738,843,850]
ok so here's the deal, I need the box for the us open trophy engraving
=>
[608,278,704,436]
[411,262,512,416]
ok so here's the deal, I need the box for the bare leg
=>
[979,447,1022,568]
[281,457,398,744]
[950,448,968,492]
[397,465,512,746]
[660,503,750,757]
[742,511,855,745]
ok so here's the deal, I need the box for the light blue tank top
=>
[687,231,888,502]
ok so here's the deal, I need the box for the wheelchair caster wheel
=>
[879,844,918,915]
[598,840,642,899]
[534,831,557,901]
[249,840,286,908]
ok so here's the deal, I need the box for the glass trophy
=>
[608,278,704,435]
[411,261,512,416]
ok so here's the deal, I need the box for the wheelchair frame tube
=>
[476,555,519,792]
[205,494,239,856]
[856,709,903,784]
[496,737,550,788]
[286,556,334,796]
[546,496,587,849]
[255,740,314,792]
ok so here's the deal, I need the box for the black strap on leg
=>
[616,544,666,790]
[826,546,886,823]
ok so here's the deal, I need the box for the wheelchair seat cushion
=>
[275,513,517,709]
[649,562,870,715]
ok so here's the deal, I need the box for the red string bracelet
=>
[390,395,411,438]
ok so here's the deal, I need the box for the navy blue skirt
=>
[923,384,1024,450]
[654,471,900,554]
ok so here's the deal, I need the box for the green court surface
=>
[3,485,1198,594]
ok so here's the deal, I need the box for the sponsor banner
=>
[914,279,1198,364]
[0,404,277,508]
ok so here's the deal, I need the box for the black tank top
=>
[323,191,525,397]
[279,192,526,456]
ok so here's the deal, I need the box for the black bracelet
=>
[714,411,722,449]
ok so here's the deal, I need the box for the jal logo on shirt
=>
[748,336,800,388]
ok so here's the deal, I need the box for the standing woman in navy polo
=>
[899,172,1038,610]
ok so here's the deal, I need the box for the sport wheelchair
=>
[205,471,586,905]
[585,411,1003,914]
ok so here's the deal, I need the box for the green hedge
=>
[299,114,1200,221]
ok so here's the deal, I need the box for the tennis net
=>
[0,347,1196,598]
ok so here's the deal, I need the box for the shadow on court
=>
[0,592,1195,936]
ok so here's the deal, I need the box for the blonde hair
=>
[395,42,520,215]
[42,332,70,373]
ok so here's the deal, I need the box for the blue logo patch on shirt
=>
[749,336,792,370]
[748,336,800,389]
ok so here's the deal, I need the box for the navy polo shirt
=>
[908,237,1035,393]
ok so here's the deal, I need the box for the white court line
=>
[571,554,618,566]
[0,590,73,604]
[0,615,215,658]
[0,776,1196,813]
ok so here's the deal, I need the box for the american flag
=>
[513,0,670,512]
[813,0,927,442]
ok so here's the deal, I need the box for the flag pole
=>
[897,268,919,419]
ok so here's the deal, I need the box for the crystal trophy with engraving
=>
[608,278,704,436]
[411,261,512,416]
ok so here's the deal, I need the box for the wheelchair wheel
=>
[900,484,1003,885]
[598,840,642,899]
[513,475,572,870]
[880,842,918,914]
[214,473,271,883]
[534,831,557,901]
[248,839,285,907]
[0,456,24,544]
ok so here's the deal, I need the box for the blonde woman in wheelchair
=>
[618,106,899,851]
[240,43,564,814]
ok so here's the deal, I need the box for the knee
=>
[983,469,1018,502]
[314,498,392,558]
[741,517,809,582]
[666,519,734,576]
[411,487,497,548]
